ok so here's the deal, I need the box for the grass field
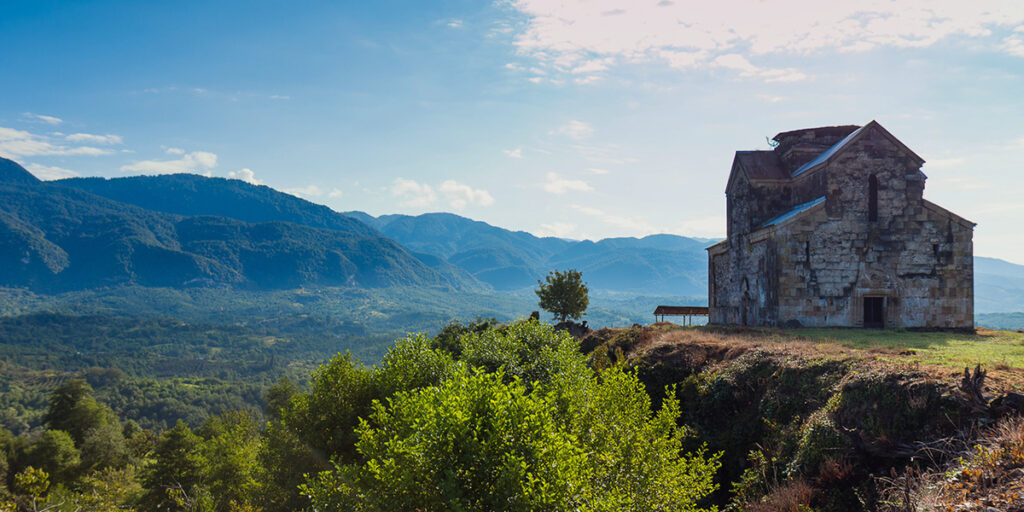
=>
[785,327,1024,369]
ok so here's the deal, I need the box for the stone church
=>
[706,121,975,329]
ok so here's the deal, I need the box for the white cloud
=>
[228,168,262,185]
[439,180,495,209]
[503,148,523,158]
[165,147,185,155]
[507,1,1024,80]
[712,54,808,82]
[22,113,63,125]
[25,163,79,180]
[756,94,787,103]
[571,57,613,74]
[269,94,291,100]
[542,172,594,194]
[329,188,343,198]
[284,185,323,198]
[447,19,464,28]
[587,167,610,174]
[571,204,659,233]
[553,120,594,140]
[0,126,114,157]
[536,222,577,238]
[1003,35,1024,57]
[392,178,438,207]
[120,151,218,174]
[65,133,123,145]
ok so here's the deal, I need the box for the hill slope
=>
[0,159,479,291]
[59,173,377,236]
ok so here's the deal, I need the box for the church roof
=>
[791,125,868,176]
[734,150,787,181]
[761,196,826,227]
[790,120,925,177]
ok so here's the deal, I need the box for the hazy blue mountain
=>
[0,160,479,292]
[345,211,714,295]
[974,256,1024,314]
[59,173,378,237]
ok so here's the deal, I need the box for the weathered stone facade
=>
[707,121,975,329]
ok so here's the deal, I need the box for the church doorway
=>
[863,297,885,328]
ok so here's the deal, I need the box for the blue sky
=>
[2,0,1024,262]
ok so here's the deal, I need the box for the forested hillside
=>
[0,158,479,292]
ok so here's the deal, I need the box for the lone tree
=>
[535,269,589,322]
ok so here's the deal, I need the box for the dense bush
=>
[302,321,719,511]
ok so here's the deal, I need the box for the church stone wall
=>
[709,123,974,330]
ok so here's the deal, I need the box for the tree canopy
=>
[536,269,590,322]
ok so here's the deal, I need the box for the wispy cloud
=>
[22,113,63,125]
[329,188,343,198]
[392,178,494,209]
[284,184,323,198]
[392,178,438,207]
[536,222,577,238]
[25,163,79,180]
[228,168,262,185]
[120,150,217,174]
[447,19,464,28]
[0,126,114,157]
[65,133,123,145]
[587,167,610,174]
[542,172,593,194]
[503,148,523,158]
[439,180,495,209]
[552,120,594,140]
[571,204,658,233]
[712,54,807,83]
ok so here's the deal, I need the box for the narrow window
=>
[804,241,810,264]
[868,174,878,222]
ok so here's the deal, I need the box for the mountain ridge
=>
[0,160,480,292]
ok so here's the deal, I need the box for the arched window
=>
[868,174,878,222]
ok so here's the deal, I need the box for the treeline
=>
[0,319,720,511]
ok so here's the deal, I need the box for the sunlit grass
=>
[784,328,1024,369]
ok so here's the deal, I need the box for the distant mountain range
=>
[0,157,477,291]
[344,211,710,295]
[3,156,1024,320]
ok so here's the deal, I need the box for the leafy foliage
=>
[536,269,589,321]
[303,321,719,511]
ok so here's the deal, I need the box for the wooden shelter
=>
[653,305,709,325]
